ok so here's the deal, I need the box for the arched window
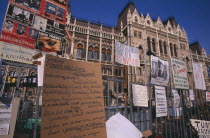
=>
[135,16,138,23]
[147,37,151,50]
[101,48,106,62]
[93,47,99,60]
[88,46,93,60]
[152,38,156,52]
[163,41,167,55]
[174,44,177,57]
[138,45,144,60]
[170,43,173,56]
[76,43,84,58]
[159,40,163,54]
[107,49,112,62]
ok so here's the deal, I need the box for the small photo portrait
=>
[28,29,38,39]
[16,24,26,35]
[53,21,59,28]
[3,19,14,32]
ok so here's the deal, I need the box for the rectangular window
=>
[138,32,142,38]
[134,30,137,37]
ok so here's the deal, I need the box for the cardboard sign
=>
[171,58,189,89]
[190,119,210,137]
[150,56,169,86]
[132,84,148,107]
[41,55,107,138]
[155,86,167,117]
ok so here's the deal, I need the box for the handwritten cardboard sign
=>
[41,55,107,138]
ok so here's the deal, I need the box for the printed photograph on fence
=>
[48,0,67,7]
[6,4,35,26]
[155,86,167,117]
[115,40,140,67]
[14,0,41,11]
[2,19,14,32]
[45,2,65,23]
[36,32,62,52]
[150,56,169,86]
[171,58,189,89]
[192,62,206,90]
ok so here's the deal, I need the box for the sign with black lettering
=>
[155,86,167,117]
[190,119,210,137]
[41,55,107,138]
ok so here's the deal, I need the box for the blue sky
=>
[1,0,210,54]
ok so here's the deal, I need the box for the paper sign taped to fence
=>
[41,55,107,138]
[115,40,140,67]
[189,90,195,101]
[172,89,180,108]
[106,113,143,138]
[206,92,210,102]
[150,56,169,86]
[193,62,206,90]
[132,84,148,107]
[171,58,189,89]
[190,119,210,137]
[155,86,167,117]
[0,104,12,135]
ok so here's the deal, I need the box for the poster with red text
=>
[0,19,37,49]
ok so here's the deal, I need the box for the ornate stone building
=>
[66,2,210,103]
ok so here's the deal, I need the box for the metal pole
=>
[33,86,41,138]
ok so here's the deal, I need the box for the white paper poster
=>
[206,92,210,102]
[106,113,143,138]
[190,119,210,137]
[150,56,169,86]
[155,86,167,117]
[0,41,36,64]
[0,104,12,135]
[115,40,140,67]
[189,90,195,101]
[193,62,206,90]
[38,55,46,86]
[171,58,189,89]
[172,89,180,108]
[132,84,148,107]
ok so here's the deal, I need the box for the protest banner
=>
[150,56,169,86]
[190,119,210,137]
[193,62,206,90]
[171,58,189,89]
[155,86,167,117]
[132,84,148,107]
[115,40,140,67]
[41,55,107,138]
